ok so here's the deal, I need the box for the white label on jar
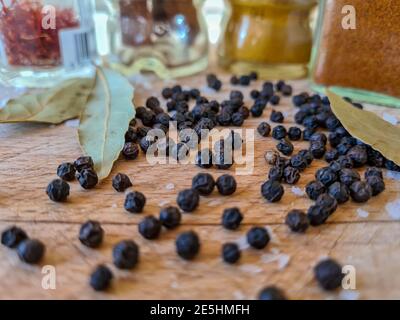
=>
[59,27,95,69]
[0,39,8,66]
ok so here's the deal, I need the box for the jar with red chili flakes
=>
[0,0,97,88]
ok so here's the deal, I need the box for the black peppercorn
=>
[192,173,215,196]
[177,189,200,212]
[176,231,200,260]
[293,93,308,107]
[258,286,287,300]
[222,243,241,264]
[277,139,294,156]
[367,149,385,167]
[272,125,287,140]
[347,145,368,167]
[57,162,76,181]
[261,180,284,202]
[310,141,326,159]
[316,194,338,215]
[365,167,383,180]
[270,110,284,123]
[162,87,173,99]
[124,191,146,213]
[307,205,330,226]
[314,258,344,291]
[231,112,244,126]
[138,216,162,240]
[77,168,98,189]
[303,128,316,141]
[74,156,94,172]
[339,168,360,187]
[146,96,161,110]
[250,89,260,99]
[328,182,350,204]
[305,181,326,201]
[125,126,138,143]
[1,226,28,248]
[303,116,319,130]
[269,95,281,105]
[250,103,264,117]
[222,207,243,230]
[247,227,270,249]
[281,84,293,96]
[113,240,139,269]
[17,239,45,264]
[288,127,302,141]
[283,166,300,185]
[366,176,385,196]
[285,210,309,233]
[112,173,132,192]
[268,166,283,182]
[139,136,153,153]
[275,80,285,91]
[249,71,258,80]
[79,220,104,248]
[46,179,70,202]
[90,265,113,291]
[216,175,237,196]
[155,112,171,127]
[195,149,213,169]
[310,132,328,145]
[325,149,339,163]
[337,155,354,169]
[207,74,222,91]
[230,75,239,85]
[239,75,251,86]
[160,206,182,229]
[257,122,271,137]
[316,167,337,187]
[290,154,308,172]
[298,149,314,165]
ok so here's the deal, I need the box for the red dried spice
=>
[0,0,79,67]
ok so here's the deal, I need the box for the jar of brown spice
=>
[95,0,209,78]
[310,0,400,108]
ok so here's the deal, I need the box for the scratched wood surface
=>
[0,72,400,300]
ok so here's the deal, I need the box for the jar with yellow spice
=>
[218,0,317,79]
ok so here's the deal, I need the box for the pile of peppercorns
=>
[2,71,399,299]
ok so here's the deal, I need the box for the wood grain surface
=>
[0,72,400,300]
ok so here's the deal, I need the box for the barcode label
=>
[0,38,8,66]
[60,27,95,69]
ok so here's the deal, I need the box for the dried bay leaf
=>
[327,89,400,166]
[78,67,135,180]
[0,78,95,124]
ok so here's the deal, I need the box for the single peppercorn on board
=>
[1,75,400,300]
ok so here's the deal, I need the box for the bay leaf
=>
[327,89,400,166]
[0,78,95,124]
[78,67,135,180]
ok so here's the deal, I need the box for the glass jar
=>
[310,0,400,108]
[0,0,96,88]
[218,0,317,79]
[94,0,209,79]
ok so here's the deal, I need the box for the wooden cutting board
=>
[0,72,400,300]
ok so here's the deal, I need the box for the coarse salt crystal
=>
[239,264,263,274]
[356,208,369,218]
[382,112,399,125]
[386,199,400,220]
[291,186,305,197]
[386,170,400,181]
[166,183,175,190]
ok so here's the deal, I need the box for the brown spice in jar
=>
[313,0,400,98]
[119,0,200,47]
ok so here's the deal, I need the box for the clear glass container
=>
[310,0,400,108]
[94,0,209,79]
[0,0,96,88]
[218,0,317,79]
